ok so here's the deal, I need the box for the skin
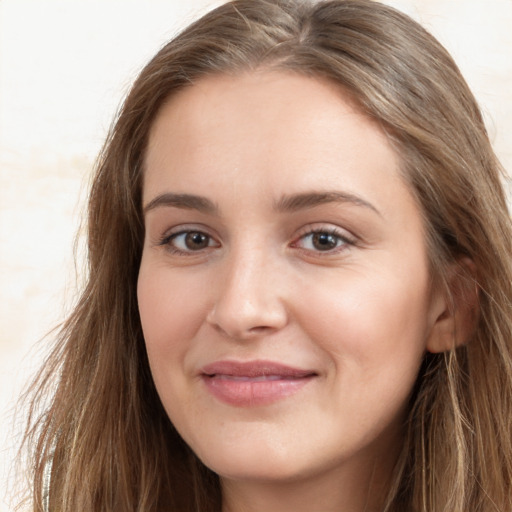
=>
[137,71,449,512]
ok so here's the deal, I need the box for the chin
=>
[193,439,308,483]
[209,459,306,484]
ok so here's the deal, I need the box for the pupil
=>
[185,232,208,249]
[313,233,337,250]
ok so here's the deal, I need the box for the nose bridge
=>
[208,239,287,338]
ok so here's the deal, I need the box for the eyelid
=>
[290,223,357,254]
[156,224,221,255]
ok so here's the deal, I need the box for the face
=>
[138,71,445,491]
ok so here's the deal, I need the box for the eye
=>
[160,230,219,254]
[292,228,355,253]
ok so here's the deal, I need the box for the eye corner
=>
[290,224,358,257]
[156,226,221,257]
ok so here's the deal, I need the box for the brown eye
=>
[184,232,210,250]
[311,232,340,251]
[293,228,354,254]
[165,231,217,253]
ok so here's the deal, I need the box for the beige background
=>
[1,1,511,510]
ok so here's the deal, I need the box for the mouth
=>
[200,360,317,407]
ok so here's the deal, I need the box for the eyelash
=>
[158,229,219,256]
[158,226,356,256]
[291,227,356,255]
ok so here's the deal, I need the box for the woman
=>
[22,0,512,510]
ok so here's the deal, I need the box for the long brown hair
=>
[21,1,512,510]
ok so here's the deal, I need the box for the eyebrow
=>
[143,193,218,215]
[274,191,381,216]
[143,190,380,217]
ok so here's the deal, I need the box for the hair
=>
[20,1,512,511]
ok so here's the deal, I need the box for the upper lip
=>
[200,360,317,378]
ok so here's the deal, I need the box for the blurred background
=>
[1,1,511,510]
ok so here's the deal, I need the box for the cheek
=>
[301,270,431,439]
[296,266,431,381]
[137,262,208,361]
[137,263,212,429]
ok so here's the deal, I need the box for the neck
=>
[221,451,398,512]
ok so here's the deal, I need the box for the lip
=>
[200,360,317,407]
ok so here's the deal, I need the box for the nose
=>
[206,250,288,340]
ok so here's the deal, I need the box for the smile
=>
[200,360,317,407]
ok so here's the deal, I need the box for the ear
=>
[426,257,480,353]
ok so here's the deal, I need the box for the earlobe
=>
[426,258,480,354]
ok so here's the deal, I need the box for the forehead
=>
[143,71,417,225]
[147,71,378,153]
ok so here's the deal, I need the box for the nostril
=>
[247,325,275,335]
[208,321,277,341]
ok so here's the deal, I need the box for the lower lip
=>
[201,375,315,407]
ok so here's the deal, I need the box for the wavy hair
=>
[21,1,512,510]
